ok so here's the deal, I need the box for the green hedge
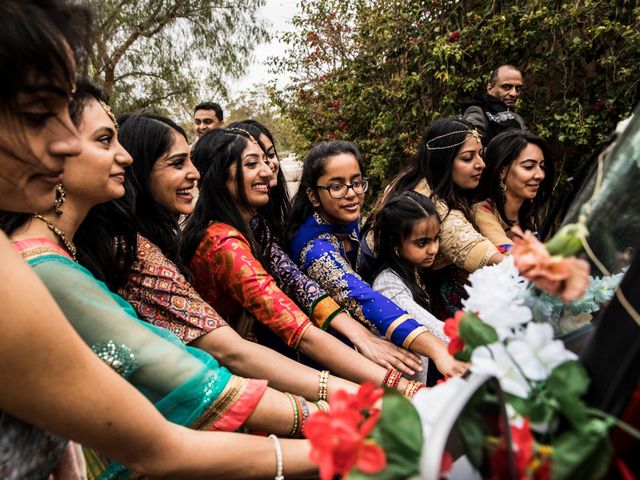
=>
[273,0,640,206]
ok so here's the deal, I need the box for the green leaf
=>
[458,312,499,349]
[551,419,613,479]
[453,349,471,362]
[547,361,590,398]
[527,395,557,425]
[544,223,589,257]
[546,362,590,428]
[348,389,423,479]
[507,394,531,417]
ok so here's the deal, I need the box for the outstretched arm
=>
[262,239,423,375]
[192,327,358,399]
[198,226,412,389]
[0,234,316,478]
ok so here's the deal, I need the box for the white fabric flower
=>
[470,342,530,398]
[463,257,532,338]
[412,377,466,439]
[506,322,578,381]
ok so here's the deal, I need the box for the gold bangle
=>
[318,370,329,401]
[403,380,424,399]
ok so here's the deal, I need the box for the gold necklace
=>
[413,268,426,291]
[32,213,77,262]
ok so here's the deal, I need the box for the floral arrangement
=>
[304,224,637,479]
[415,227,628,479]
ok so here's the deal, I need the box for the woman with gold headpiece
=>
[362,117,506,319]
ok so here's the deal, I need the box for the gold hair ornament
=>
[225,127,257,144]
[99,100,118,130]
[425,128,482,151]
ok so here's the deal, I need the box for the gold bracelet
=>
[318,370,330,401]
[403,380,424,399]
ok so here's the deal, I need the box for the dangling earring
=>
[499,178,507,194]
[54,183,66,216]
[394,246,400,256]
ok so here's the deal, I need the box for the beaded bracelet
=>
[385,369,403,389]
[293,395,304,437]
[285,392,300,437]
[298,396,310,435]
[318,370,330,401]
[268,434,285,480]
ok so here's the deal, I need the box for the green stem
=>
[586,407,640,440]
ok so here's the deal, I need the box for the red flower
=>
[534,458,552,480]
[305,383,386,480]
[440,451,454,478]
[490,418,535,480]
[449,30,460,42]
[338,122,348,131]
[444,310,465,355]
[511,419,535,475]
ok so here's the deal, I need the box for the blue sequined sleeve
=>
[298,234,428,348]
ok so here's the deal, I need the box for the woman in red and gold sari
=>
[182,128,416,390]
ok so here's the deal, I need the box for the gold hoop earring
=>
[54,183,66,216]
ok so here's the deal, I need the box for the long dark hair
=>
[182,128,267,264]
[0,0,91,176]
[226,120,288,260]
[284,140,366,248]
[480,130,556,233]
[372,191,439,309]
[385,117,480,222]
[71,81,138,291]
[117,113,190,266]
[76,113,194,290]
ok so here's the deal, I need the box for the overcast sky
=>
[229,0,299,96]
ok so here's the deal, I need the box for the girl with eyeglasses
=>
[226,120,422,376]
[181,129,419,394]
[284,141,467,379]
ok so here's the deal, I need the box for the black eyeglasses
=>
[315,178,369,199]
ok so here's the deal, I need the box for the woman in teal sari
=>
[4,80,319,479]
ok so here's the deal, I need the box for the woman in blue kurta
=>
[285,140,467,378]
